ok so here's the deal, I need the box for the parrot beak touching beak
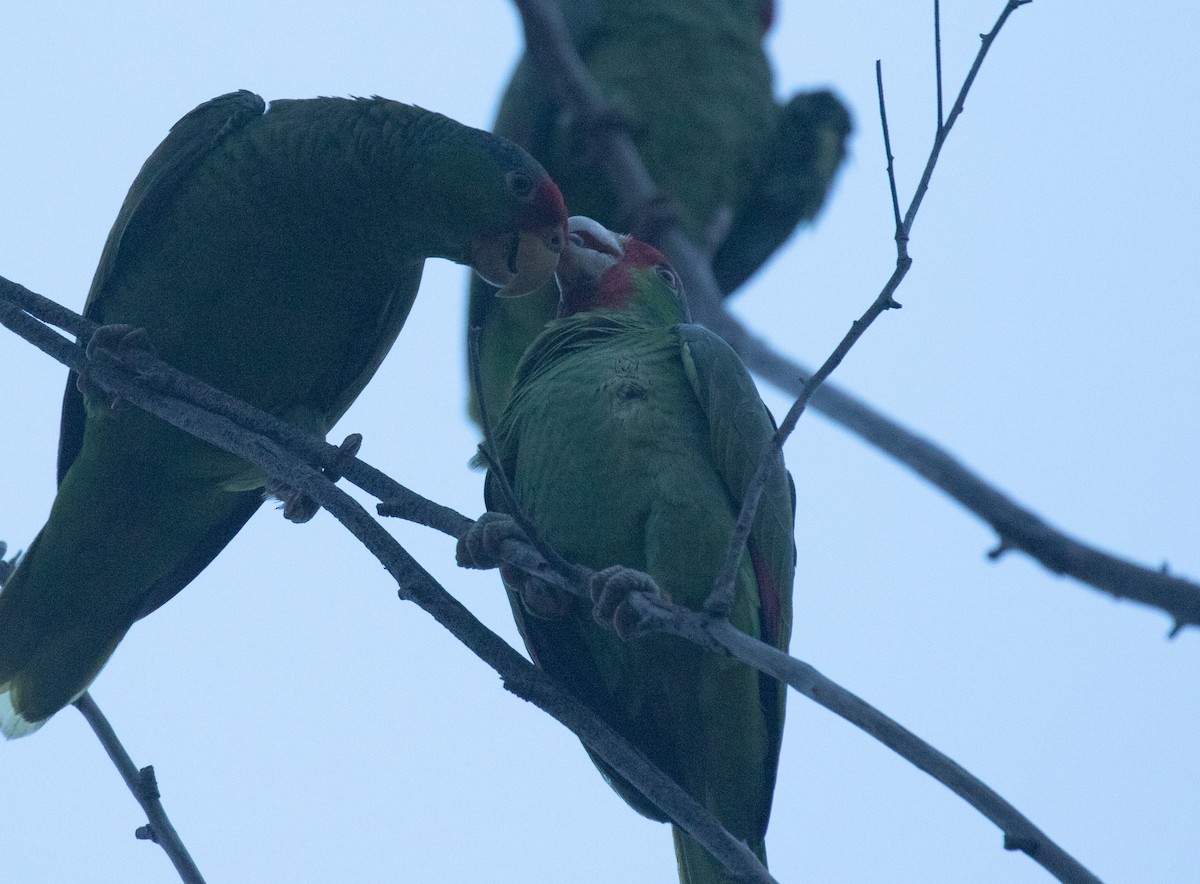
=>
[554,216,628,310]
[472,222,566,297]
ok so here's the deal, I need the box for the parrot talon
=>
[456,511,528,570]
[85,323,156,361]
[325,433,362,482]
[269,433,364,524]
[78,323,159,407]
[269,484,321,524]
[589,565,660,640]
[457,514,571,619]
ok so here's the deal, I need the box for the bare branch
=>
[903,0,1033,238]
[508,0,1200,630]
[877,60,904,240]
[0,283,776,884]
[0,279,1103,883]
[73,694,206,884]
[713,0,1028,614]
[935,0,945,130]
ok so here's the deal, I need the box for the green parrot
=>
[459,216,796,883]
[467,0,851,424]
[0,90,566,738]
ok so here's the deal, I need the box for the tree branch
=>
[508,0,1200,631]
[0,377,202,883]
[712,0,1017,614]
[73,694,207,884]
[0,283,776,884]
[1,279,1102,883]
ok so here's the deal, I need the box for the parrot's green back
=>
[467,0,851,425]
[486,257,795,882]
[0,91,565,736]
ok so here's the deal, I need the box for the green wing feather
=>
[486,311,795,882]
[1,92,561,736]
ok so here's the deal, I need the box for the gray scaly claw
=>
[589,565,660,640]
[77,323,158,406]
[456,511,527,570]
[270,433,362,524]
[458,513,570,620]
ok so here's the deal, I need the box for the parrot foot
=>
[457,513,570,620]
[77,323,159,405]
[456,511,522,571]
[269,433,362,524]
[84,323,156,361]
[590,565,661,640]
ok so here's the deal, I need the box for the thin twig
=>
[73,694,206,884]
[903,0,1033,238]
[712,0,1023,614]
[0,281,1102,883]
[935,0,945,129]
[678,291,1200,630]
[877,60,904,239]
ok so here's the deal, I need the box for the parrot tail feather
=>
[0,683,47,739]
[672,825,767,884]
[0,535,129,739]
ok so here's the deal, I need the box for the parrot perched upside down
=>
[0,90,566,738]
[459,217,796,883]
[466,0,851,425]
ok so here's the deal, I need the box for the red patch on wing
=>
[748,540,782,647]
[594,239,669,310]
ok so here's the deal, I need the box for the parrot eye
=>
[506,170,535,199]
[654,265,680,292]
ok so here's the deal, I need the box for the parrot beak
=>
[472,222,565,297]
[555,216,627,298]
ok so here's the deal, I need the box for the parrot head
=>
[555,216,690,325]
[466,151,567,297]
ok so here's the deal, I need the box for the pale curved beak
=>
[555,215,627,295]
[472,223,565,297]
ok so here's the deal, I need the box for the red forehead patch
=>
[521,176,567,229]
[594,239,669,309]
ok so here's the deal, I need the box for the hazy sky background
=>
[1,2,1197,882]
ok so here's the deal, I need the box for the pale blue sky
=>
[1,3,1197,882]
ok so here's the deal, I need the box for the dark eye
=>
[506,170,535,198]
[654,265,680,291]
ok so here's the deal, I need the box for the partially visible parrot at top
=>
[459,217,796,883]
[467,0,852,424]
[0,90,566,738]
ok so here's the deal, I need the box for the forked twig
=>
[73,694,206,884]
[708,0,1023,615]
